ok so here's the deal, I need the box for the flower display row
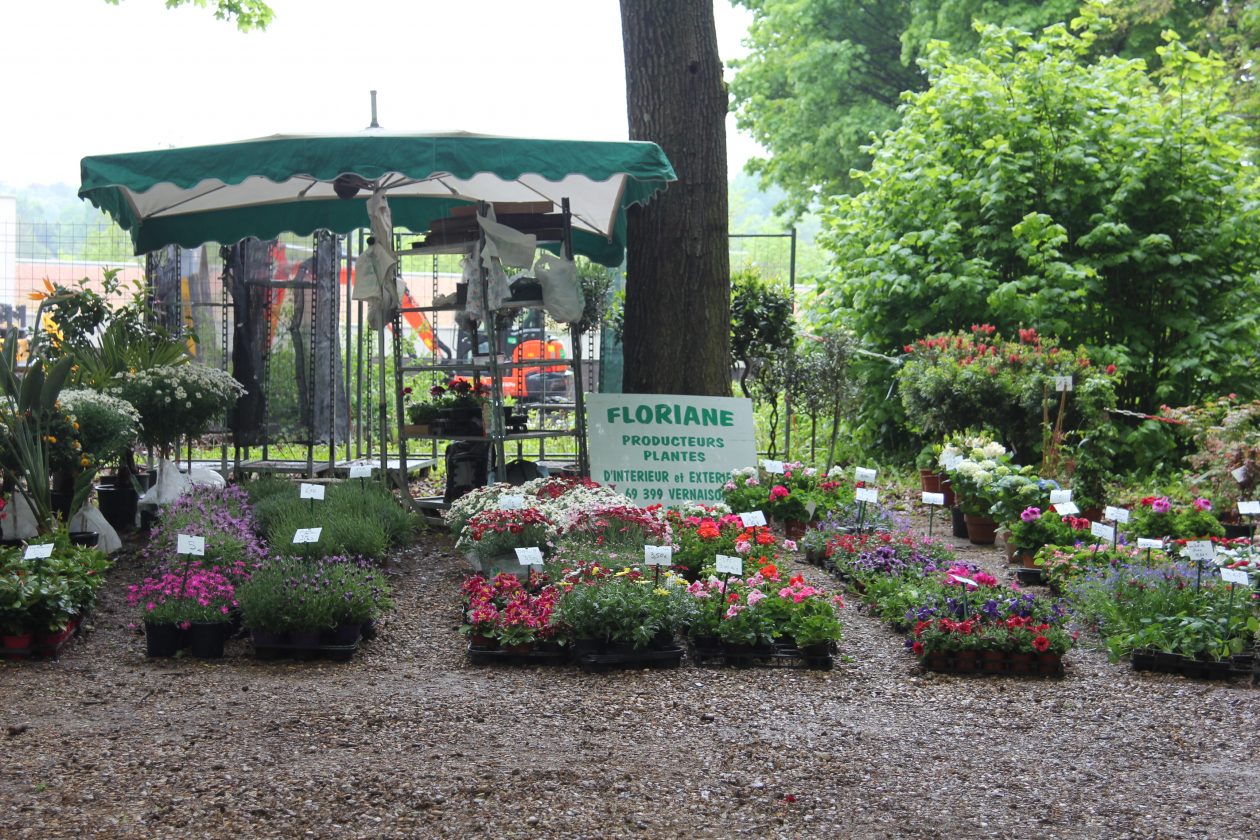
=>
[722,463,855,533]
[0,530,110,659]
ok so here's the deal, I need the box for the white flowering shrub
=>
[111,364,245,455]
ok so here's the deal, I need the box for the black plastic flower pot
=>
[144,621,183,658]
[95,482,139,532]
[187,622,226,659]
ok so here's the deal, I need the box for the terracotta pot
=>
[1036,652,1062,675]
[469,633,498,650]
[1008,652,1034,675]
[925,651,948,671]
[504,641,535,654]
[981,650,1006,673]
[939,476,957,508]
[920,470,943,493]
[963,514,998,545]
[1020,550,1040,569]
[953,649,979,673]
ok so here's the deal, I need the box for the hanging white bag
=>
[533,254,585,323]
[69,506,122,554]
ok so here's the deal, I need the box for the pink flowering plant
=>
[1125,494,1224,541]
[1008,506,1090,551]
[127,568,236,628]
[461,571,560,647]
[142,485,265,583]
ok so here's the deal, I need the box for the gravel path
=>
[2,514,1258,840]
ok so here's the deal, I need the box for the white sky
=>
[0,0,760,188]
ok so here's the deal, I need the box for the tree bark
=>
[620,0,730,396]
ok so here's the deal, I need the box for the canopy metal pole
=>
[480,200,507,482]
[562,199,589,476]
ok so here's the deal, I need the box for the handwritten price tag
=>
[761,459,785,474]
[855,467,878,483]
[348,465,373,479]
[922,492,946,506]
[299,483,325,500]
[515,547,544,566]
[855,487,879,504]
[715,554,743,576]
[1137,538,1165,550]
[292,527,322,544]
[1104,506,1130,523]
[1185,541,1215,562]
[1055,376,1074,392]
[1049,489,1073,505]
[176,534,206,556]
[1232,465,1248,484]
[1221,567,1250,586]
[1053,502,1080,516]
[499,495,525,511]
[23,543,53,560]
[1238,500,1260,516]
[1089,521,1115,542]
[739,511,767,528]
[1220,567,1251,586]
[644,545,673,566]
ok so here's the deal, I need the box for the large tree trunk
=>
[620,0,730,396]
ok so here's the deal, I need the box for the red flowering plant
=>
[1124,495,1224,542]
[1007,506,1090,551]
[665,509,754,578]
[563,503,670,549]
[455,507,555,558]
[896,324,1118,462]
[459,571,558,646]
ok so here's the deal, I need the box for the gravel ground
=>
[2,509,1258,840]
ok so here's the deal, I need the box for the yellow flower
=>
[72,422,79,431]
[79,456,90,468]
[654,588,670,596]
[45,435,57,444]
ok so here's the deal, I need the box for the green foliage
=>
[250,480,419,561]
[730,268,795,400]
[104,0,274,31]
[730,0,1219,218]
[816,16,1260,455]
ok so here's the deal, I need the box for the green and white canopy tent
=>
[78,131,676,267]
[78,130,675,483]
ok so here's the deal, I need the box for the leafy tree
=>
[730,268,794,399]
[730,0,1223,218]
[104,0,273,30]
[815,12,1260,452]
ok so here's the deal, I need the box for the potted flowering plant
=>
[1008,506,1089,560]
[111,363,245,463]
[454,506,554,562]
[722,466,768,514]
[127,566,237,659]
[428,377,492,435]
[1125,496,1224,541]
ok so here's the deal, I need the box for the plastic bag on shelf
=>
[534,254,584,323]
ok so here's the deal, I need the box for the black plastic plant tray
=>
[575,645,685,672]
[466,643,569,666]
[1129,649,1248,681]
[252,641,360,662]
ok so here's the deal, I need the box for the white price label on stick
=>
[1232,465,1249,484]
[1049,489,1073,505]
[950,574,979,588]
[1053,502,1080,516]
[1104,506,1130,523]
[1137,538,1165,550]
[292,527,322,544]
[1185,541,1215,562]
[805,500,817,519]
[1238,500,1260,516]
[922,492,946,506]
[176,534,206,556]
[299,483,325,501]
[715,554,743,576]
[855,467,878,483]
[739,511,767,528]
[23,543,53,560]
[1055,376,1074,392]
[644,545,673,566]
[515,547,544,566]
[855,487,879,504]
[761,459,785,474]
[1221,567,1251,586]
[348,465,373,479]
[1089,521,1115,542]
[499,495,525,511]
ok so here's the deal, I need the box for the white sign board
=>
[855,487,879,504]
[739,511,767,528]
[299,483,325,501]
[644,545,673,566]
[1053,502,1080,516]
[922,492,946,506]
[176,535,206,556]
[1049,489,1073,505]
[348,465,373,479]
[499,495,525,511]
[1104,505,1130,523]
[292,527,322,544]
[761,459,785,474]
[1137,538,1165,550]
[1185,541,1215,562]
[1221,567,1250,586]
[1089,521,1115,542]
[588,394,756,506]
[715,554,743,576]
[1232,465,1248,484]
[1055,376,1074,392]
[1238,500,1260,516]
[855,467,877,483]
[515,547,544,566]
[23,543,53,560]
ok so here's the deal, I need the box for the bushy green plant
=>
[111,364,245,457]
[58,389,141,468]
[237,556,393,633]
[252,480,418,560]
